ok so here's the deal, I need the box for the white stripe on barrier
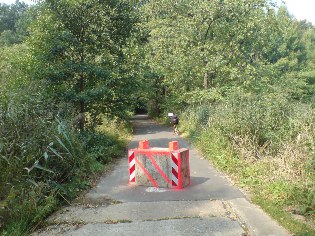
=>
[130,158,136,167]
[171,153,179,186]
[129,151,135,183]
[171,159,178,170]
[130,171,135,182]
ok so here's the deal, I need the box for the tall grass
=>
[1,97,84,231]
[0,44,131,235]
[180,90,315,234]
[0,91,130,235]
[0,96,129,235]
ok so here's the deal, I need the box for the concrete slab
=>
[35,218,245,236]
[48,200,227,224]
[229,198,290,236]
[135,153,171,188]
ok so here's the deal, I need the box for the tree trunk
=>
[79,74,85,132]
[210,71,215,88]
[204,71,216,89]
[204,71,208,89]
[78,16,85,132]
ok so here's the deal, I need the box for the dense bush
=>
[0,89,91,231]
[0,89,131,234]
[180,90,315,226]
[83,117,130,164]
[0,62,129,235]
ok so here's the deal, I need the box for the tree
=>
[296,21,315,101]
[28,0,137,130]
[0,1,30,45]
[135,0,313,113]
[138,0,279,109]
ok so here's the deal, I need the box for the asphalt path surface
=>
[33,115,290,236]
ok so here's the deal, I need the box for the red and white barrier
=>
[128,150,135,183]
[128,140,190,189]
[171,153,179,187]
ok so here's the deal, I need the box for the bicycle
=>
[168,113,180,135]
[173,124,180,135]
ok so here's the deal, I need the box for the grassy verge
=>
[179,99,315,235]
[181,127,315,235]
[0,116,131,236]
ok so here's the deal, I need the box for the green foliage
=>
[1,0,315,234]
[0,1,28,33]
[0,87,130,234]
[0,1,34,45]
[83,118,129,163]
[27,0,139,128]
[0,87,90,230]
[0,79,131,233]
[220,91,295,150]
[136,0,315,119]
[140,0,275,92]
[0,37,132,235]
[180,92,315,233]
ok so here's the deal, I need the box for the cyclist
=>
[170,114,179,135]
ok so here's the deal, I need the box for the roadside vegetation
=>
[179,96,315,235]
[0,1,135,235]
[137,0,315,235]
[0,43,132,235]
[0,0,315,235]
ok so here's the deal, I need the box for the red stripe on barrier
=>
[172,180,178,186]
[129,164,135,175]
[172,154,178,165]
[178,152,182,189]
[135,150,172,156]
[136,158,158,188]
[146,153,172,185]
[129,152,134,162]
[128,151,135,183]
[172,168,178,179]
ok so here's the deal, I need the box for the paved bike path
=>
[85,115,244,202]
[34,115,290,236]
